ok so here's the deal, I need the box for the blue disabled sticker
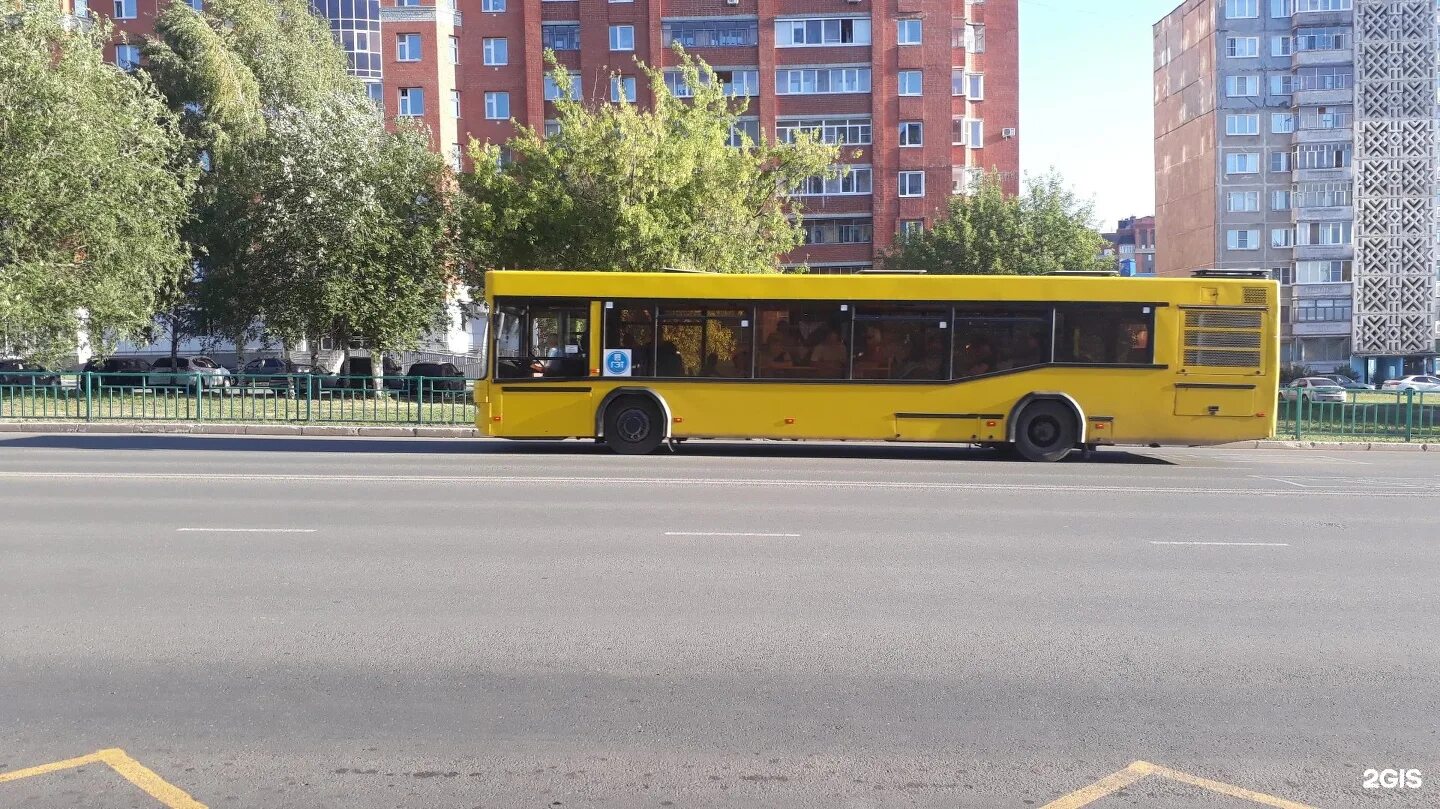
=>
[604,349,632,377]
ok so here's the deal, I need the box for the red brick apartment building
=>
[87,0,1019,272]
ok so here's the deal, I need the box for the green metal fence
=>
[1277,389,1440,442]
[3,371,1438,441]
[0,372,477,426]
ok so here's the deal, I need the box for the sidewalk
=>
[0,420,1433,451]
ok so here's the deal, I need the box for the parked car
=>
[234,358,328,395]
[0,359,61,387]
[333,355,404,390]
[1380,375,1440,393]
[404,362,466,398]
[1320,374,1373,391]
[1280,377,1347,403]
[82,357,155,390]
[147,356,231,389]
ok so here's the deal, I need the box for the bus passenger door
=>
[491,302,595,438]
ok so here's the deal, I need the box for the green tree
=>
[458,49,838,279]
[882,170,1109,276]
[0,5,193,362]
[142,0,452,372]
[214,101,455,372]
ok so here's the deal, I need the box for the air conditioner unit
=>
[845,0,862,5]
[725,0,739,6]
[1001,127,1016,138]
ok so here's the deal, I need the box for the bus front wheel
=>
[1012,401,1077,463]
[602,396,666,455]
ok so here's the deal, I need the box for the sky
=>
[1019,0,1183,230]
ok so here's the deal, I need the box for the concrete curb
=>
[0,421,481,439]
[1217,439,1431,452]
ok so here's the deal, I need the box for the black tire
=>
[602,396,666,455]
[1012,400,1077,463]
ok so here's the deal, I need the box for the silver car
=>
[1280,377,1346,404]
[147,356,232,389]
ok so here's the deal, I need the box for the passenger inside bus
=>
[809,328,849,376]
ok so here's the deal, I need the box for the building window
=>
[775,67,872,95]
[1227,229,1261,250]
[899,171,925,198]
[1225,75,1259,97]
[898,70,922,96]
[1294,181,1350,207]
[543,73,581,101]
[1271,0,1292,16]
[1271,227,1295,248]
[1271,112,1295,133]
[803,218,873,245]
[1294,143,1351,169]
[365,82,383,105]
[1225,0,1258,17]
[1295,0,1352,9]
[1296,66,1353,91]
[114,43,140,71]
[482,37,507,65]
[541,24,579,51]
[451,90,461,119]
[1271,34,1293,56]
[1272,190,1292,210]
[1270,74,1295,95]
[1294,26,1351,51]
[727,118,760,148]
[1295,259,1352,283]
[609,25,635,51]
[1225,36,1259,58]
[794,166,873,196]
[449,36,460,64]
[396,33,421,62]
[663,20,759,48]
[897,18,921,46]
[1294,298,1351,322]
[1227,191,1260,212]
[899,121,922,147]
[484,91,509,119]
[1297,221,1351,245]
[112,0,135,18]
[610,75,637,103]
[965,23,985,52]
[775,17,871,47]
[1300,105,1352,130]
[481,0,504,10]
[776,117,871,145]
[1270,151,1292,172]
[1225,152,1260,174]
[966,119,983,146]
[398,87,424,117]
[1226,113,1260,136]
[899,219,924,239]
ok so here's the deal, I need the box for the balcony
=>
[1294,166,1352,183]
[1295,126,1352,144]
[1294,49,1352,68]
[1291,319,1353,337]
[1293,87,1352,107]
[1293,204,1352,221]
[1293,243,1354,261]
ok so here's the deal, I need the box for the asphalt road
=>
[0,434,1436,809]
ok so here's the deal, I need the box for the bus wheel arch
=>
[1007,394,1085,463]
[596,388,672,455]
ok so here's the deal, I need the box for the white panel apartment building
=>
[1155,0,1439,380]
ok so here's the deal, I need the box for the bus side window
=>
[493,300,591,379]
[953,307,1052,379]
[604,305,656,377]
[1055,305,1154,365]
[756,304,850,380]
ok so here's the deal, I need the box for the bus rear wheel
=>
[602,396,665,455]
[1012,401,1077,463]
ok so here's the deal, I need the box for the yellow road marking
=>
[0,748,207,809]
[1040,760,1318,809]
[0,751,104,784]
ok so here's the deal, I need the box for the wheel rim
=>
[1027,416,1061,448]
[616,407,652,443]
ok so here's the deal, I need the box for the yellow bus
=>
[475,270,1279,461]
